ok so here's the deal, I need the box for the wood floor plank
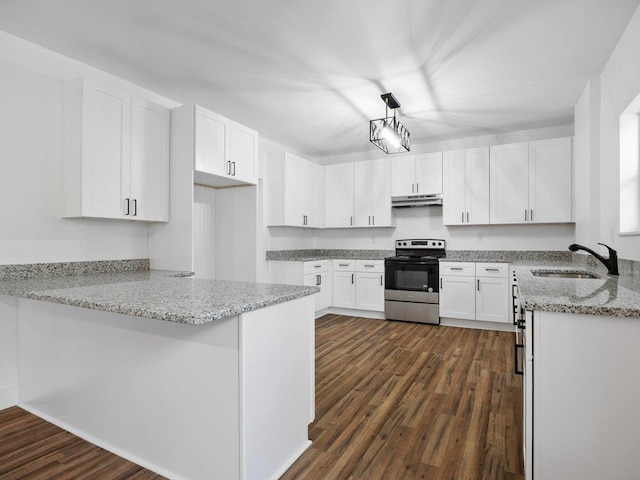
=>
[0,406,165,479]
[281,314,524,480]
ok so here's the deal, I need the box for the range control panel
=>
[395,239,445,249]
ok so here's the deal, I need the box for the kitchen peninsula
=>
[0,260,318,480]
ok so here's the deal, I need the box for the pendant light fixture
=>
[369,93,410,154]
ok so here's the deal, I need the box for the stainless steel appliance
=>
[384,239,445,325]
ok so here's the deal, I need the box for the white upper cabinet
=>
[324,163,355,228]
[267,152,323,228]
[130,97,170,222]
[490,138,572,224]
[390,155,416,196]
[192,105,258,187]
[354,158,392,227]
[415,152,443,195]
[62,77,169,222]
[490,142,530,224]
[443,147,489,225]
[528,137,573,223]
[390,153,442,197]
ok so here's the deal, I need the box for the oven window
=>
[395,269,431,291]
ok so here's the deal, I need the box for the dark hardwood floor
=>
[281,314,524,480]
[0,314,523,480]
[0,407,166,480]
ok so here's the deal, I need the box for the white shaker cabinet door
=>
[415,152,443,195]
[439,275,475,320]
[194,106,229,177]
[355,272,384,312]
[490,142,529,224]
[369,158,392,227]
[80,79,132,219]
[528,137,572,224]
[466,147,490,225]
[324,163,355,228]
[332,271,356,309]
[390,155,416,197]
[475,276,509,323]
[229,122,258,185]
[443,150,466,225]
[283,154,306,226]
[130,97,170,222]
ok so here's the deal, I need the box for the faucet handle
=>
[597,242,617,257]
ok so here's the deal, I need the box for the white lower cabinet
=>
[332,260,384,312]
[270,260,331,313]
[440,262,510,324]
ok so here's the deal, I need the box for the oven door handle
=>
[385,260,438,266]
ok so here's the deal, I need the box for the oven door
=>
[385,260,439,294]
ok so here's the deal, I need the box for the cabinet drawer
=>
[303,260,329,274]
[440,262,476,276]
[332,259,355,271]
[476,263,509,278]
[356,260,384,273]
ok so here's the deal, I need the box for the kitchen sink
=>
[531,270,600,279]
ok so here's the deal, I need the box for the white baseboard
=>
[326,307,385,319]
[18,403,186,480]
[440,317,516,332]
[0,385,18,411]
[266,440,312,480]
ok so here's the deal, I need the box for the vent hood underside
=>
[391,194,443,208]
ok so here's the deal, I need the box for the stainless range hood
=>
[391,193,443,208]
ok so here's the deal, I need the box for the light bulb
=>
[380,124,401,149]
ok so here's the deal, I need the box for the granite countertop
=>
[267,249,393,261]
[0,270,319,325]
[514,263,640,318]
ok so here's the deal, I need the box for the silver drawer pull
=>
[364,264,375,268]
[450,267,463,270]
[338,263,349,267]
[485,268,500,272]
[314,265,322,268]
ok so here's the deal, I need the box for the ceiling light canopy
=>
[370,93,410,154]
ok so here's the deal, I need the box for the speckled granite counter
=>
[514,260,640,318]
[0,264,318,325]
[266,249,394,261]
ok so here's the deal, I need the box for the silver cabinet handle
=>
[132,199,137,217]
[477,279,480,291]
[338,263,349,267]
[530,209,534,222]
[485,268,500,272]
[466,211,469,223]
[232,161,236,176]
[316,274,321,286]
[440,277,443,289]
[368,215,371,225]
[416,182,419,193]
[227,160,231,175]
[412,183,414,193]
[450,267,463,270]
[372,216,375,225]
[364,264,375,268]
[350,216,353,226]
[351,274,354,284]
[124,198,130,216]
[461,212,464,223]
[380,275,383,286]
[525,209,528,222]
[314,265,322,268]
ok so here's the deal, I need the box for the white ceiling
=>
[0,0,638,157]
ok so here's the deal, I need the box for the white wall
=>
[598,4,640,260]
[574,77,602,248]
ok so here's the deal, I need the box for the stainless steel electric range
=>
[384,239,445,325]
